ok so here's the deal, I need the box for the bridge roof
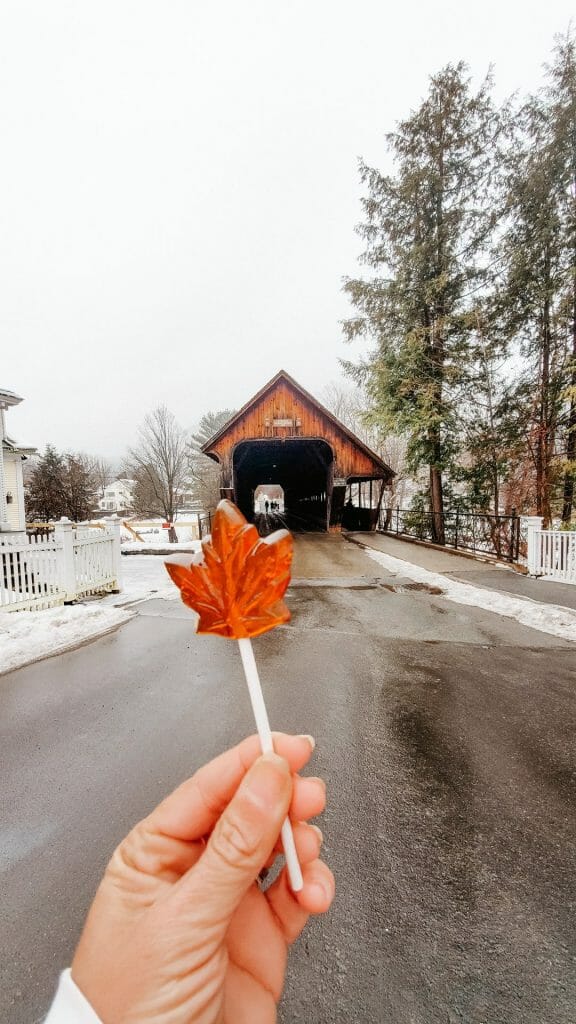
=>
[202,370,394,481]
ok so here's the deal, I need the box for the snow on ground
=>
[122,541,201,554]
[0,554,194,676]
[362,546,576,643]
[102,554,187,605]
[0,604,134,676]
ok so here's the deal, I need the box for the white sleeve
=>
[44,969,102,1024]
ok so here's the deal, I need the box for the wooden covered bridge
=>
[202,370,394,532]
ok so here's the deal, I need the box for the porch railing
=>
[525,517,576,584]
[0,517,122,611]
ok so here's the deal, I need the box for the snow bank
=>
[122,541,201,554]
[0,604,134,676]
[362,546,576,643]
[101,555,181,606]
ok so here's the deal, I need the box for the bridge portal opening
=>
[253,484,285,514]
[233,439,333,532]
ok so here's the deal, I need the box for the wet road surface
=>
[1,535,575,1023]
[354,532,576,610]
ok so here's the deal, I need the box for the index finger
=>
[146,733,315,842]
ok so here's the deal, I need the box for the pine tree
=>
[188,409,237,511]
[545,32,576,526]
[457,311,517,514]
[343,63,499,543]
[499,50,572,526]
[63,454,97,521]
[26,447,98,522]
[25,446,67,522]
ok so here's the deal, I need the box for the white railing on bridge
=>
[525,516,576,585]
[0,517,122,612]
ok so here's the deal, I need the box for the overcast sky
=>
[1,1,574,460]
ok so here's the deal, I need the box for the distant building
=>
[98,478,135,514]
[0,388,35,538]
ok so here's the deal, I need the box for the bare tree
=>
[322,380,411,516]
[91,457,114,503]
[322,382,367,439]
[127,406,188,542]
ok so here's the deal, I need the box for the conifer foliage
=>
[344,32,576,529]
[26,446,97,522]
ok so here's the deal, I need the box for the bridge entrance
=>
[201,371,394,534]
[233,438,333,532]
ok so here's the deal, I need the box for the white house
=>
[1,388,35,539]
[98,478,135,513]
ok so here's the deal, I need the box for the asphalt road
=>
[352,532,576,610]
[1,536,575,1023]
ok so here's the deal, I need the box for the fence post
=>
[110,515,123,593]
[54,517,77,601]
[509,507,517,562]
[454,508,459,550]
[524,516,543,576]
[396,505,400,535]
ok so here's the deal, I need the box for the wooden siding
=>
[205,378,390,486]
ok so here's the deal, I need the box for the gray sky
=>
[2,1,573,459]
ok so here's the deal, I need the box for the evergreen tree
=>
[343,63,500,543]
[25,446,66,521]
[191,409,236,449]
[63,454,97,521]
[188,409,237,511]
[498,50,572,526]
[457,315,513,514]
[25,447,97,522]
[545,32,576,525]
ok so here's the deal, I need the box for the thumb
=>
[177,751,292,929]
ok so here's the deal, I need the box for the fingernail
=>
[298,734,316,750]
[309,877,334,903]
[310,824,323,845]
[308,776,326,791]
[245,753,290,811]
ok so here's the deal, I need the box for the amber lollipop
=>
[165,499,303,891]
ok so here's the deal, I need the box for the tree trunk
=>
[561,235,576,525]
[536,244,552,526]
[561,364,576,526]
[429,457,445,545]
[429,127,446,547]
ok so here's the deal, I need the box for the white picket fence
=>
[525,516,576,585]
[0,518,122,612]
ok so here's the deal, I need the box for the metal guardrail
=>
[379,506,521,563]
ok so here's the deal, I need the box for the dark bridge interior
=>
[233,439,333,532]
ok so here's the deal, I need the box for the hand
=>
[71,733,334,1023]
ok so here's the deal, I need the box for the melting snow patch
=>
[0,604,134,676]
[122,541,202,554]
[363,547,576,643]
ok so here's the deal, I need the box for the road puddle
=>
[381,581,444,596]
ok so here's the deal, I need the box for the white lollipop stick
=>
[237,637,303,892]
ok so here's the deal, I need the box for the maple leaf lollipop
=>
[165,499,303,891]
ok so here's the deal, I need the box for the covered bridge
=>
[202,370,394,532]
